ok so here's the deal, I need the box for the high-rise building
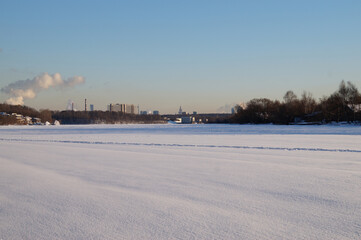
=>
[109,103,135,114]
[126,104,135,114]
[90,104,94,111]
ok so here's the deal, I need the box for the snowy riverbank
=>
[1,124,360,239]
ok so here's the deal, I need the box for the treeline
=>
[52,111,166,124]
[0,103,166,125]
[0,104,53,125]
[0,114,18,125]
[0,103,41,118]
[232,81,361,124]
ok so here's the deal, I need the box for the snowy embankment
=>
[1,124,360,239]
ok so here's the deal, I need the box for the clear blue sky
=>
[1,0,361,113]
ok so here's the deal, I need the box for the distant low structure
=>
[181,116,195,124]
[174,116,195,124]
[139,110,160,115]
[32,118,42,125]
[163,113,231,124]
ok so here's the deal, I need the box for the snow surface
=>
[1,124,361,239]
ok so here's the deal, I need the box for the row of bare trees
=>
[232,81,361,124]
[52,110,166,124]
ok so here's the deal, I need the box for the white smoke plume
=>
[216,102,246,113]
[1,73,85,105]
[216,103,236,113]
[66,99,77,111]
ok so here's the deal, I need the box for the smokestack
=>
[72,102,74,111]
[85,99,87,112]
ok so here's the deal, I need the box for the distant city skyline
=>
[1,1,361,113]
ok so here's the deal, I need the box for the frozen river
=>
[1,124,360,239]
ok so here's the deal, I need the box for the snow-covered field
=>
[1,124,360,239]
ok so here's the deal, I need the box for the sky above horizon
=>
[1,0,361,113]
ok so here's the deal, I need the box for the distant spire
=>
[178,106,183,115]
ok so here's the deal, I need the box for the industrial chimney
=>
[85,99,87,112]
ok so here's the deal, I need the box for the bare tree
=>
[337,80,360,121]
[283,90,298,104]
[300,91,316,114]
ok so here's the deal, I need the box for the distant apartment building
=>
[90,104,94,111]
[108,103,135,114]
[153,110,160,115]
[127,104,135,114]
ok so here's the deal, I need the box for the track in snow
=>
[1,137,361,153]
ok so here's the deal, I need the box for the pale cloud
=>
[1,72,85,105]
